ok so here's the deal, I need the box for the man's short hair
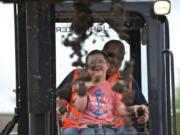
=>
[103,40,125,60]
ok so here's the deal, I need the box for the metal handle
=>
[163,49,177,135]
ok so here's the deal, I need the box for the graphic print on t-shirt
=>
[88,88,109,117]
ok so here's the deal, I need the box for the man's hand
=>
[56,107,64,120]
[136,105,149,124]
[56,98,68,120]
[128,104,149,124]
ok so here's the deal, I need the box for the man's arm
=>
[131,79,149,124]
[56,70,74,102]
[132,79,147,105]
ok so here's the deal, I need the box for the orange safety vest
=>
[61,70,132,128]
[107,71,132,127]
[61,69,81,128]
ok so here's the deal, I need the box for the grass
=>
[176,87,180,108]
[176,113,180,135]
[11,123,18,133]
[176,87,180,135]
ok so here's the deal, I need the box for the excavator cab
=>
[0,0,176,135]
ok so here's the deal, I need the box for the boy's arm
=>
[114,93,129,116]
[116,102,128,116]
[74,95,87,112]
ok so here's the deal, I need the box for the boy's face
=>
[86,54,109,81]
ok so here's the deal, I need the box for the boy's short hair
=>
[85,50,109,64]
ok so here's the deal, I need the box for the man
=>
[103,40,148,134]
[56,39,149,135]
[104,40,148,107]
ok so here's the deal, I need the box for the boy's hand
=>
[76,81,94,96]
[76,82,88,96]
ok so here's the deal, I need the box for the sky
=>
[168,0,180,80]
[0,3,15,113]
[0,1,180,113]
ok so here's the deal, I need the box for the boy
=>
[74,50,127,135]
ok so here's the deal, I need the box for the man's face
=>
[103,44,123,76]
